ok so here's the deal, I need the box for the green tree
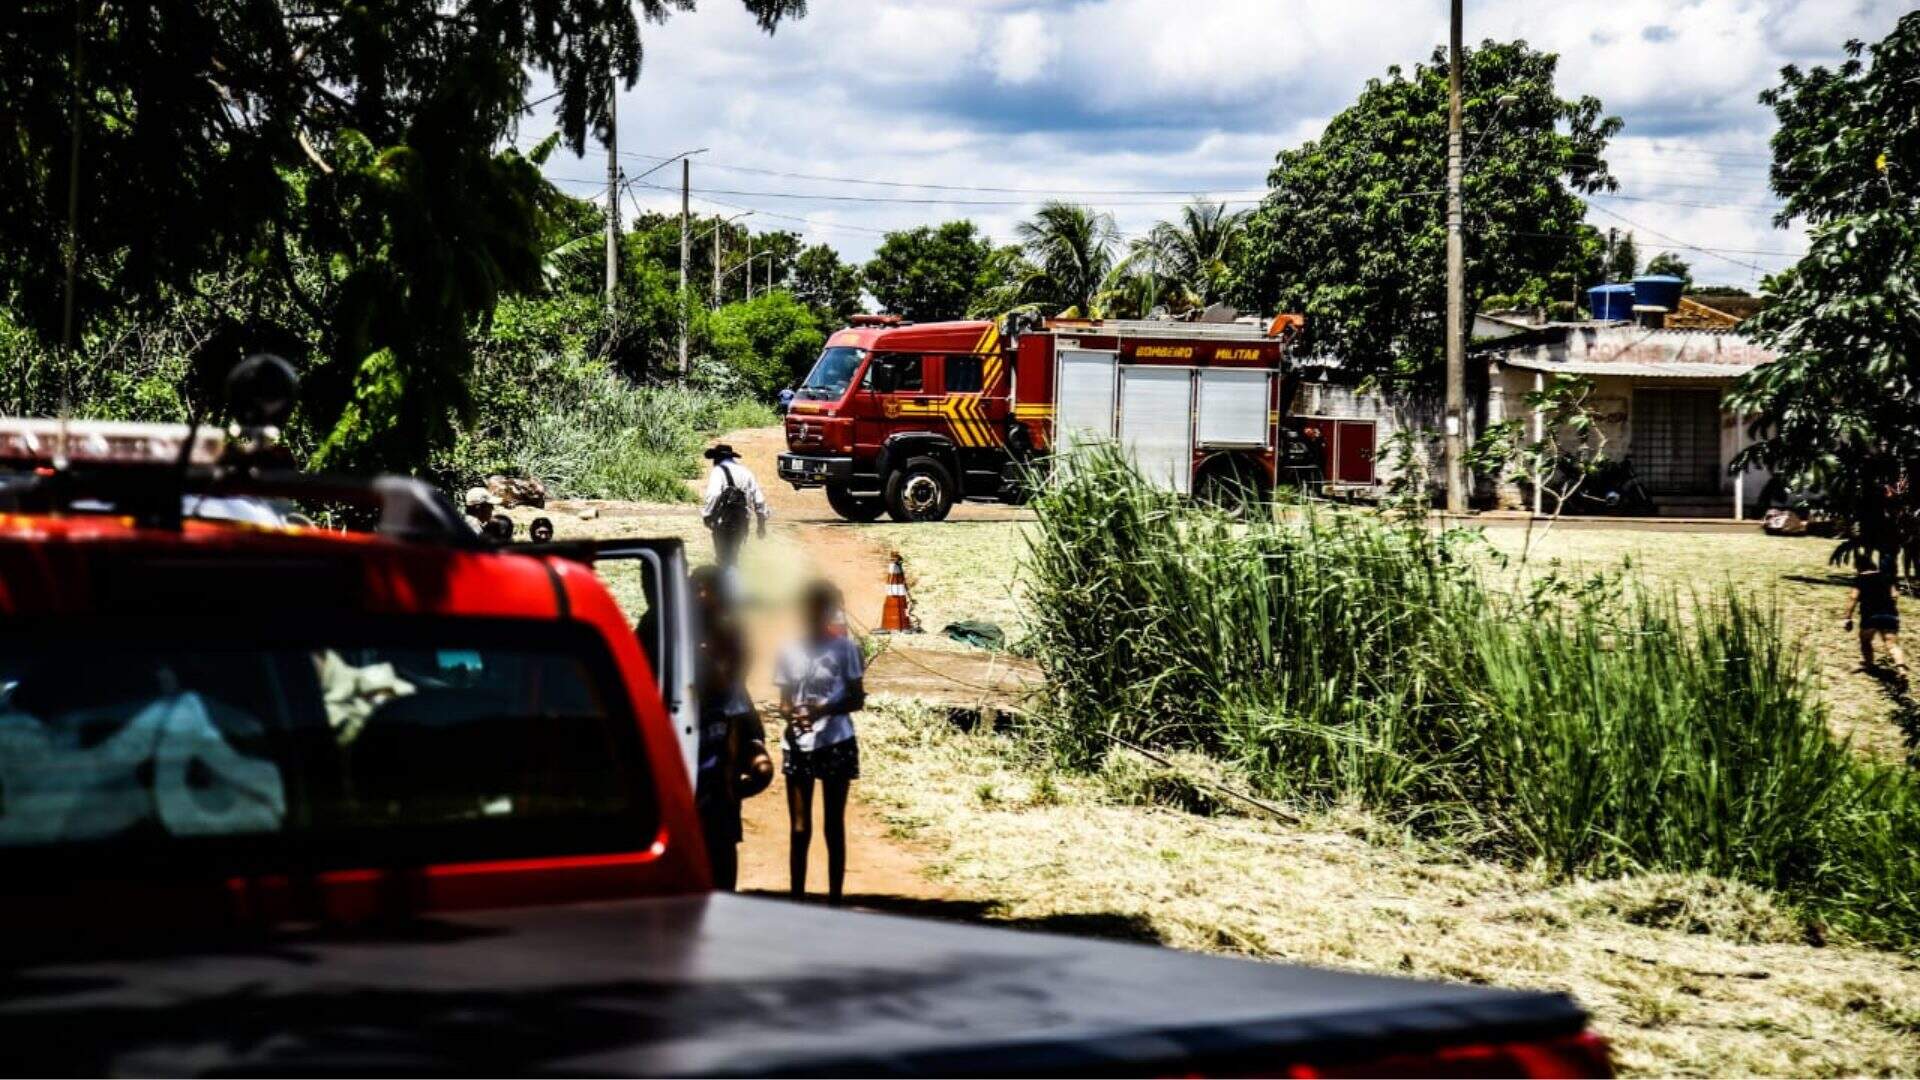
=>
[1604,231,1640,281]
[1728,11,1920,567]
[709,291,824,396]
[0,0,804,471]
[1643,251,1693,290]
[1232,40,1617,385]
[792,243,864,324]
[1013,202,1120,316]
[1134,201,1249,311]
[862,221,999,320]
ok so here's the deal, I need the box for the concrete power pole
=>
[713,224,723,307]
[1442,0,1468,515]
[678,158,691,374]
[604,84,619,324]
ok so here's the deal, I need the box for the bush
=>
[436,293,774,501]
[1023,447,1920,947]
[708,291,824,397]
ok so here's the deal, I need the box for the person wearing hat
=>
[701,443,769,569]
[463,487,500,533]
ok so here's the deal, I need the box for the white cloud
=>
[990,11,1059,85]
[523,0,1908,275]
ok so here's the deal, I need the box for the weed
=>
[1021,447,1920,949]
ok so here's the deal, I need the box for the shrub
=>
[1023,446,1920,947]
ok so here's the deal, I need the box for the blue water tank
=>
[1587,283,1634,321]
[1632,275,1685,313]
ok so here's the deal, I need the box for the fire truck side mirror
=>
[867,359,897,394]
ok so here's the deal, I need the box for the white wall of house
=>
[1482,327,1773,517]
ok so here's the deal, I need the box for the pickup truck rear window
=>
[0,617,656,875]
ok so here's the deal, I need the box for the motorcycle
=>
[1544,455,1657,516]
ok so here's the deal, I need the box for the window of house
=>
[945,355,984,393]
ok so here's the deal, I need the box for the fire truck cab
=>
[778,314,1321,521]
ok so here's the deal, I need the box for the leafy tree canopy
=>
[862,221,1000,321]
[708,290,824,396]
[1728,11,1920,565]
[0,0,804,471]
[1604,231,1639,281]
[1231,40,1618,385]
[1132,201,1250,312]
[1643,250,1692,290]
[1010,202,1120,317]
[792,243,865,325]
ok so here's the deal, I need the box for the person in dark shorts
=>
[774,581,865,903]
[690,567,772,890]
[1844,551,1906,670]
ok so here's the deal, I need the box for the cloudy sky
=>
[521,0,1909,289]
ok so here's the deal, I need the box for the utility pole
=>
[604,82,619,324]
[713,222,723,307]
[678,158,690,374]
[1442,0,1468,515]
[745,234,754,300]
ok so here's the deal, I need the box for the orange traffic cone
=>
[877,551,917,633]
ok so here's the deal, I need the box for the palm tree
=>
[1136,200,1249,311]
[1014,202,1120,317]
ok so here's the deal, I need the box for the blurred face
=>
[530,522,553,542]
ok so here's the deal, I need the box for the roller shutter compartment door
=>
[1118,366,1196,494]
[1054,349,1118,454]
[1197,370,1272,447]
[1631,388,1721,494]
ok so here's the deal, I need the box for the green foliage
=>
[1231,40,1619,386]
[1728,12,1920,568]
[708,291,826,396]
[0,0,803,474]
[792,243,865,324]
[1643,251,1693,289]
[1130,201,1250,312]
[862,221,1002,320]
[1010,202,1121,317]
[1605,231,1640,281]
[435,292,773,501]
[1023,450,1920,948]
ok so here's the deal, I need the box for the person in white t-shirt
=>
[774,581,865,903]
[700,444,770,570]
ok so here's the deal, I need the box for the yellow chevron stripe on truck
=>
[886,326,1009,449]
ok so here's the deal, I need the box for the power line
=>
[613,148,1265,197]
[1585,202,1791,275]
[631,179,1264,208]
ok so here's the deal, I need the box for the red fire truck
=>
[778,314,1327,521]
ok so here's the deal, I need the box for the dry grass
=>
[864,522,1036,649]
[856,699,1920,1078]
[1478,525,1908,761]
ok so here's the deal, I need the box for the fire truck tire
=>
[825,484,887,523]
[884,458,956,522]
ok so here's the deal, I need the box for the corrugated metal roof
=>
[1503,354,1764,378]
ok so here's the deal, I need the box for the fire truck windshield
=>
[797,347,865,400]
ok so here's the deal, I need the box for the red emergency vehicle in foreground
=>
[780,313,1328,521]
[0,388,1607,1075]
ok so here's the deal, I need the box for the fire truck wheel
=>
[884,457,955,522]
[825,484,887,523]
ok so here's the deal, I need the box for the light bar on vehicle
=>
[0,418,225,467]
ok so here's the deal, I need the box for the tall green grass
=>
[1024,447,1920,947]
[448,367,775,502]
